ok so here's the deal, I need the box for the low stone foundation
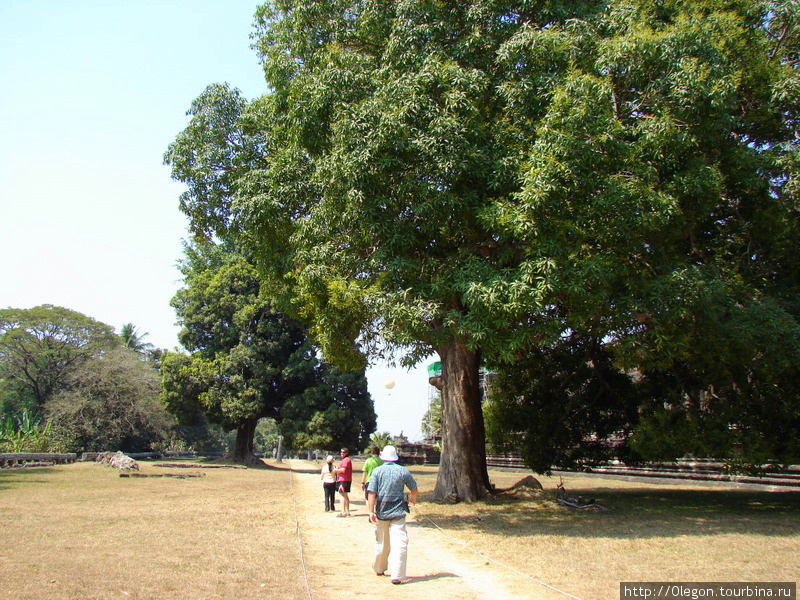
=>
[0,453,77,468]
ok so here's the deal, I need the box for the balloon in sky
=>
[384,379,395,389]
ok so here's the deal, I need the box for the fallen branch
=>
[555,477,608,511]
[555,497,608,511]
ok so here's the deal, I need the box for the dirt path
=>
[287,460,564,600]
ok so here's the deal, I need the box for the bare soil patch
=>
[286,459,560,600]
[287,460,800,600]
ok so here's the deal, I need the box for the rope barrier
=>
[287,461,314,600]
[413,508,586,600]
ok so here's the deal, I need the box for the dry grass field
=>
[0,460,309,600]
[1,459,798,600]
[404,466,800,599]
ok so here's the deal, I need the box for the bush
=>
[0,410,66,453]
[45,348,173,453]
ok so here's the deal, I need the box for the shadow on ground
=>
[0,466,59,490]
[415,486,800,540]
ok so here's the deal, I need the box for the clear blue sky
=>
[0,0,432,440]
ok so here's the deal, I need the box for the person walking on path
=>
[335,447,353,517]
[321,455,337,512]
[367,445,418,585]
[360,446,383,500]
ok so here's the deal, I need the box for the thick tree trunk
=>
[232,416,259,463]
[432,338,492,503]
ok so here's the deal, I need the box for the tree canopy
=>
[279,361,376,453]
[0,305,120,411]
[162,242,375,461]
[484,0,800,470]
[119,323,155,356]
[167,0,800,494]
[46,346,171,453]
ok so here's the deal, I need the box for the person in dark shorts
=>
[335,447,353,517]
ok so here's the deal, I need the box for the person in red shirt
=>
[335,447,353,517]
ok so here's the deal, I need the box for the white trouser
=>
[372,515,408,580]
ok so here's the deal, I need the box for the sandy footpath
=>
[286,460,566,600]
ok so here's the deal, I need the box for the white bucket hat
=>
[379,445,399,462]
[326,455,333,462]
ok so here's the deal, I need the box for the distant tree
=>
[160,352,213,427]
[163,242,376,462]
[0,305,119,410]
[254,418,279,454]
[46,347,172,452]
[119,322,154,356]
[159,351,219,450]
[421,392,442,441]
[0,409,58,453]
[0,375,37,425]
[279,361,376,453]
[145,347,167,371]
[368,431,392,452]
[488,325,800,471]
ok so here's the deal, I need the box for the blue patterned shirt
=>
[367,462,417,520]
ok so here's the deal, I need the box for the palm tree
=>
[119,323,154,355]
[368,431,392,451]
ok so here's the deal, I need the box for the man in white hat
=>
[366,444,418,585]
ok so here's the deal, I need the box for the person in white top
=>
[321,455,337,512]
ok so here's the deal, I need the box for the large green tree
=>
[159,352,218,449]
[0,305,119,412]
[484,0,800,470]
[279,361,376,453]
[163,242,310,461]
[162,242,375,462]
[167,1,799,498]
